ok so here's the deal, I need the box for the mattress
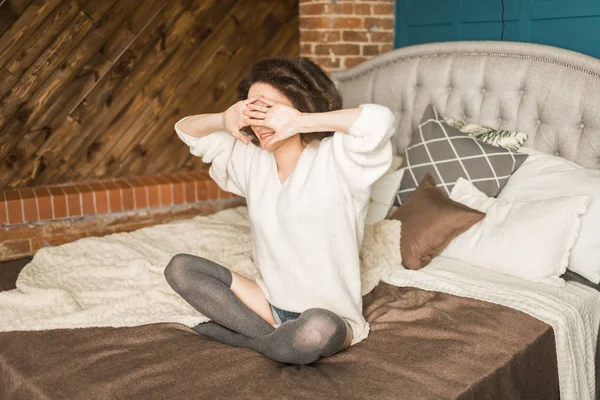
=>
[0,258,558,400]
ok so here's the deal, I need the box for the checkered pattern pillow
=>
[395,104,529,205]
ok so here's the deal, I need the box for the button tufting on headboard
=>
[331,41,600,170]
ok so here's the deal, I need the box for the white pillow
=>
[441,178,590,286]
[365,156,404,224]
[499,147,600,283]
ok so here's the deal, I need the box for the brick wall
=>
[300,0,395,71]
[0,173,245,261]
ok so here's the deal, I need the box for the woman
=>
[165,57,395,365]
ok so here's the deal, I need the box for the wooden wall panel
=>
[0,0,299,188]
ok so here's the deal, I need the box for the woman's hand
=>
[222,97,258,145]
[243,95,302,148]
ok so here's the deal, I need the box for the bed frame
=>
[331,40,600,171]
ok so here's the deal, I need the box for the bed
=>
[1,40,599,399]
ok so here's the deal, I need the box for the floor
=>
[0,255,32,291]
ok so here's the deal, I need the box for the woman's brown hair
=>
[237,56,343,146]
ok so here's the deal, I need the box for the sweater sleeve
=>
[330,104,396,195]
[174,116,257,198]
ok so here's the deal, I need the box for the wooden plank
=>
[0,9,97,161]
[55,0,191,180]
[0,0,83,100]
[0,0,61,71]
[0,0,34,37]
[0,0,144,187]
[15,0,223,186]
[28,0,172,135]
[48,0,239,182]
[0,0,116,165]
[100,0,169,64]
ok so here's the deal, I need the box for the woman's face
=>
[247,82,295,151]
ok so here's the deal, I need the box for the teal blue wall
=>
[394,0,600,59]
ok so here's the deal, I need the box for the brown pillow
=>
[389,173,486,270]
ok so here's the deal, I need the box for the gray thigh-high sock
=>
[164,253,275,338]
[193,308,350,365]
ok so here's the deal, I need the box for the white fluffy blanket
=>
[0,206,401,332]
[382,257,600,400]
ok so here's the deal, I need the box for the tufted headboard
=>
[330,41,600,170]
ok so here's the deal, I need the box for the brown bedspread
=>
[0,260,558,400]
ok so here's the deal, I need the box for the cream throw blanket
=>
[383,257,600,400]
[0,206,401,332]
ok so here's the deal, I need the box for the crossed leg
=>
[163,253,353,364]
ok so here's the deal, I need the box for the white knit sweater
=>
[174,104,395,346]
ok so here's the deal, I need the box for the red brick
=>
[363,44,381,56]
[33,187,53,221]
[103,181,123,213]
[342,30,369,42]
[354,3,371,15]
[196,179,207,201]
[115,180,135,211]
[48,187,67,219]
[364,17,394,30]
[129,178,149,209]
[370,31,394,42]
[75,183,96,215]
[315,43,360,56]
[63,185,82,218]
[162,183,173,206]
[41,220,72,236]
[146,184,160,208]
[344,57,369,68]
[19,187,38,223]
[151,175,172,207]
[0,239,31,258]
[301,43,312,55]
[89,182,109,214]
[301,30,341,43]
[172,180,185,205]
[372,3,394,15]
[206,180,218,200]
[5,189,23,224]
[183,180,195,203]
[0,224,38,241]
